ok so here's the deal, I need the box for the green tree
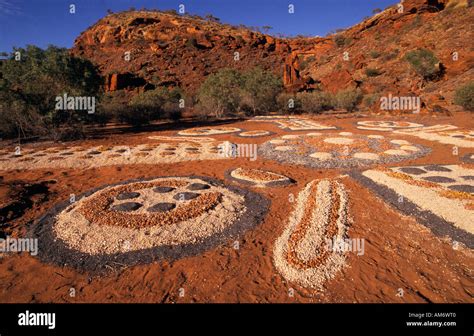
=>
[276,92,300,114]
[197,68,243,118]
[297,91,335,113]
[0,45,101,139]
[335,89,362,112]
[240,67,282,115]
[122,87,184,126]
[454,82,474,111]
[404,48,440,80]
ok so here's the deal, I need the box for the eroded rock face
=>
[104,73,148,92]
[72,3,473,113]
[72,10,287,94]
[284,0,473,113]
[402,0,448,13]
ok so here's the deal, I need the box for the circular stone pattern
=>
[356,120,424,131]
[178,127,241,136]
[259,132,430,169]
[226,168,294,187]
[31,176,269,271]
[238,130,272,138]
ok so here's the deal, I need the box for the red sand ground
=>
[0,113,472,303]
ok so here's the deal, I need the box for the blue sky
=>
[0,0,397,52]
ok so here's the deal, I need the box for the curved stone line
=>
[148,135,216,143]
[286,180,341,269]
[273,179,349,289]
[394,125,474,148]
[249,117,337,131]
[28,176,270,273]
[225,168,295,188]
[235,130,276,138]
[350,171,474,249]
[356,120,424,131]
[177,127,242,136]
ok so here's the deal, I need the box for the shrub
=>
[87,110,112,127]
[365,68,382,77]
[130,88,165,109]
[334,35,350,47]
[297,91,334,113]
[197,68,243,118]
[0,93,46,139]
[334,89,363,112]
[369,50,381,59]
[197,67,282,117]
[363,93,381,108]
[383,49,399,61]
[98,91,128,122]
[454,82,474,111]
[115,89,161,127]
[276,92,299,114]
[240,67,282,115]
[404,48,440,80]
[118,87,185,126]
[185,37,198,49]
[0,45,102,140]
[158,87,185,120]
[116,105,153,127]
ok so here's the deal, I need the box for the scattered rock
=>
[399,167,427,175]
[422,176,456,183]
[174,192,200,201]
[448,185,474,194]
[148,203,176,213]
[187,183,210,191]
[116,192,141,200]
[424,165,452,172]
[111,202,142,212]
[153,186,175,193]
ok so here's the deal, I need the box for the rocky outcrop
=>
[72,2,473,113]
[104,73,149,92]
[290,0,473,112]
[72,10,288,94]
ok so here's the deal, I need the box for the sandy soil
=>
[0,112,472,303]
